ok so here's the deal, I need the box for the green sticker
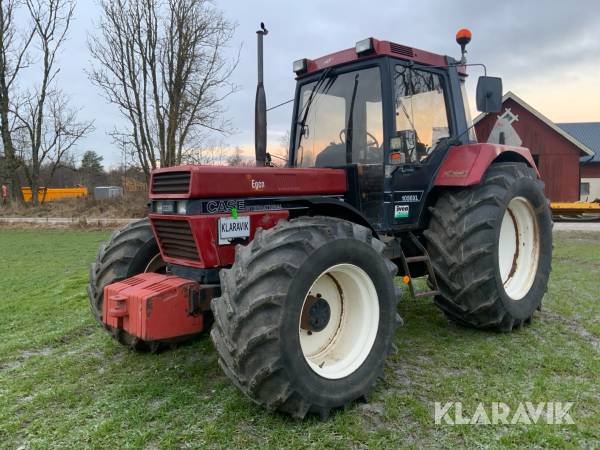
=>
[394,204,409,219]
[231,207,238,219]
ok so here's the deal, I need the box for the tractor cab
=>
[288,37,490,230]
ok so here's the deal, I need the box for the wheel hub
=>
[300,294,331,333]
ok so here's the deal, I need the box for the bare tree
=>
[16,91,93,203]
[89,0,237,177]
[272,130,290,166]
[181,140,230,165]
[0,0,34,201]
[226,146,254,167]
[13,0,93,204]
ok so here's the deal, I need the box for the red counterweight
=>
[103,273,204,341]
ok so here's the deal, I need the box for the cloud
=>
[28,0,600,165]
[220,0,600,155]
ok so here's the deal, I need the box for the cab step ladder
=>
[400,232,440,299]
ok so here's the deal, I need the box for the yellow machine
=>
[21,187,88,202]
[551,202,600,219]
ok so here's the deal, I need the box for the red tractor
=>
[88,28,552,419]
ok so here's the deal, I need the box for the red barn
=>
[556,122,600,202]
[474,92,595,202]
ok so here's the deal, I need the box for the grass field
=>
[0,228,599,449]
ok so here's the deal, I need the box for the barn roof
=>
[474,91,595,157]
[556,122,600,163]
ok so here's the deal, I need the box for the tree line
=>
[13,149,146,194]
[7,146,253,194]
[0,0,236,205]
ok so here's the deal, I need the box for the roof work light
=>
[355,38,374,56]
[293,58,308,75]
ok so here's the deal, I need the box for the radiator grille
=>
[151,171,191,194]
[390,43,415,58]
[153,219,200,261]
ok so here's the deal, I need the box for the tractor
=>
[88,27,553,419]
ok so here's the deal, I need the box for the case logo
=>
[206,199,245,214]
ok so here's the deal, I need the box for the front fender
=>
[302,197,379,237]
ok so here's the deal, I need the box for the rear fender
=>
[434,143,538,186]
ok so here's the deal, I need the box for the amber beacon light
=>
[455,28,472,64]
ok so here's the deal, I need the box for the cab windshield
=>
[294,67,383,168]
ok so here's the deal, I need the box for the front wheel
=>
[425,162,553,331]
[210,217,401,418]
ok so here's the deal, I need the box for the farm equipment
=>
[551,201,600,221]
[89,27,553,418]
[21,186,88,202]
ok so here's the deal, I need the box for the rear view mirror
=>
[476,76,503,113]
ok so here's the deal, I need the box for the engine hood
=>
[149,165,347,199]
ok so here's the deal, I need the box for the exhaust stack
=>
[255,22,268,166]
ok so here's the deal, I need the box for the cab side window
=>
[393,65,449,163]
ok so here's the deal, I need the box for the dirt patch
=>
[53,326,97,346]
[21,347,53,358]
[541,310,600,353]
[0,347,54,372]
[0,360,24,371]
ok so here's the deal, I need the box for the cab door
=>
[385,63,454,229]
[346,66,386,230]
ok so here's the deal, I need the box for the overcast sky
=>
[28,0,600,167]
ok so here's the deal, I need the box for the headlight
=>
[356,38,374,55]
[177,200,188,215]
[155,200,175,214]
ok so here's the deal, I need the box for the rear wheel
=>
[88,218,166,350]
[211,216,401,418]
[425,162,552,331]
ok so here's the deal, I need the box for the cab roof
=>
[299,38,467,77]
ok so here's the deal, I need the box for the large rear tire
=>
[88,218,166,349]
[211,216,401,418]
[424,162,552,331]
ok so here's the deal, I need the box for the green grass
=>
[0,229,599,449]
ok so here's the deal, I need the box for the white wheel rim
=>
[498,196,540,300]
[299,263,379,379]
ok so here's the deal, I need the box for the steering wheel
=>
[339,129,379,148]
